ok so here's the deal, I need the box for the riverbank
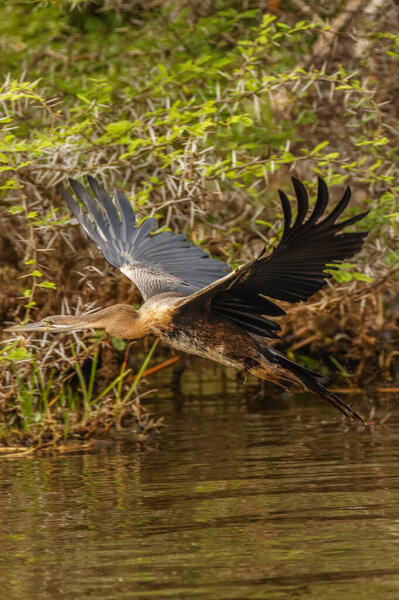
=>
[1,1,398,446]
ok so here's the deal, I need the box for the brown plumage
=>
[7,176,369,425]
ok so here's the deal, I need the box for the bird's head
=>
[5,314,90,334]
[5,304,145,339]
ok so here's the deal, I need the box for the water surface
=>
[1,376,399,599]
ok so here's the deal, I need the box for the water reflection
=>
[1,379,399,599]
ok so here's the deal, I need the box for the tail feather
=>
[254,347,366,426]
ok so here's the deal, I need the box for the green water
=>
[1,378,398,599]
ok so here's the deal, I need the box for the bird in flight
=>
[8,176,368,424]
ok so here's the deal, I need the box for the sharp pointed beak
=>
[5,320,53,333]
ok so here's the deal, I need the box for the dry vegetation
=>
[0,0,398,446]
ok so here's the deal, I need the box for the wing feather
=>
[174,177,368,338]
[291,177,309,229]
[279,190,292,237]
[87,175,121,238]
[63,177,229,299]
[308,177,329,224]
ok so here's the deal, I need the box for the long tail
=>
[253,347,366,426]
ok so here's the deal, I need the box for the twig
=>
[290,334,320,352]
[305,0,368,65]
[131,355,181,380]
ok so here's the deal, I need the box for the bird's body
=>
[8,175,369,425]
[156,294,259,371]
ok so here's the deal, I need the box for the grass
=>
[1,336,165,449]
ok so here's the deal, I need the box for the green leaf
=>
[104,120,132,136]
[255,220,274,228]
[310,141,329,155]
[0,347,32,362]
[353,273,373,282]
[229,114,254,127]
[157,63,168,76]
[8,205,23,215]
[331,271,353,283]
[38,281,57,289]
[111,337,126,351]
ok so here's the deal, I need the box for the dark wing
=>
[61,176,229,300]
[175,177,368,338]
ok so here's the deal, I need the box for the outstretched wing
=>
[61,176,229,300]
[175,177,368,338]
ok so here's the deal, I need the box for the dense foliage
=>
[0,0,398,445]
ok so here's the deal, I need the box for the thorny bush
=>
[0,0,398,444]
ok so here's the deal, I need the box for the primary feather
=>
[176,177,368,338]
[62,176,229,300]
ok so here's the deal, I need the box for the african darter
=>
[8,176,368,424]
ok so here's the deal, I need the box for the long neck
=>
[81,304,149,339]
